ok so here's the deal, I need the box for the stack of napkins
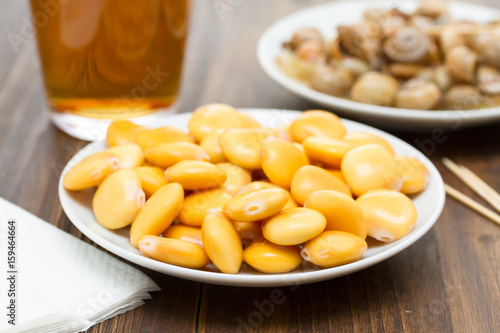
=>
[0,197,160,333]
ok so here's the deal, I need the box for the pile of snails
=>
[278,0,500,110]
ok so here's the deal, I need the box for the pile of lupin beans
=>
[63,104,429,274]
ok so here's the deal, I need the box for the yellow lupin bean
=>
[223,188,290,222]
[396,156,429,194]
[238,181,298,211]
[276,123,293,142]
[92,169,145,229]
[162,224,203,247]
[289,110,346,143]
[144,142,210,168]
[139,235,209,269]
[130,183,184,248]
[232,221,263,247]
[260,138,309,189]
[302,136,353,168]
[63,151,120,191]
[106,143,144,169]
[290,165,351,206]
[243,239,302,273]
[188,104,248,142]
[341,144,402,197]
[356,189,417,242]
[301,231,367,268]
[178,188,234,227]
[326,169,345,182]
[133,166,167,198]
[304,190,367,239]
[219,128,275,169]
[238,113,262,128]
[262,207,326,245]
[199,132,228,164]
[135,126,194,150]
[237,180,275,193]
[165,160,227,190]
[343,131,395,155]
[202,211,243,274]
[216,162,252,194]
[106,120,147,147]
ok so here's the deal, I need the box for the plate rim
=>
[256,0,500,128]
[58,109,446,287]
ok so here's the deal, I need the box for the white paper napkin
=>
[0,197,160,333]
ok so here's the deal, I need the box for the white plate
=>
[257,0,500,130]
[59,109,445,287]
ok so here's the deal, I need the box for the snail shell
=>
[296,40,327,64]
[416,0,449,19]
[445,45,477,83]
[330,57,370,77]
[415,66,451,91]
[383,26,430,62]
[434,65,452,91]
[479,37,500,70]
[466,28,500,69]
[337,24,383,68]
[276,50,317,81]
[309,66,355,96]
[288,27,324,50]
[388,63,424,79]
[337,24,368,59]
[363,8,389,23]
[394,79,441,110]
[329,37,346,60]
[409,15,434,31]
[439,26,467,54]
[477,65,500,95]
[442,85,481,110]
[351,71,399,106]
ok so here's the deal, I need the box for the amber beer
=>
[30,0,191,139]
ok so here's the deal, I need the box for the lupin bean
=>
[396,156,429,194]
[178,188,234,227]
[63,151,120,190]
[290,165,351,206]
[243,239,302,273]
[261,138,309,189]
[133,166,167,198]
[304,190,367,239]
[92,169,145,229]
[106,143,144,169]
[144,142,210,168]
[165,160,227,190]
[135,126,194,150]
[106,120,147,147]
[130,183,184,248]
[162,224,203,247]
[262,207,326,245]
[356,189,417,242]
[223,188,290,222]
[341,144,402,197]
[301,231,367,268]
[289,110,346,143]
[139,235,209,269]
[202,211,243,274]
[219,128,275,169]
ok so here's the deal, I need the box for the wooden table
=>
[1,0,499,332]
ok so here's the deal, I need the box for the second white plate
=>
[257,0,500,130]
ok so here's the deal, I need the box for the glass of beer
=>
[30,0,192,141]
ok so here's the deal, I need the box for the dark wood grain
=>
[0,0,499,332]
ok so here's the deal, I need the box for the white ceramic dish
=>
[257,0,500,130]
[59,109,445,287]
